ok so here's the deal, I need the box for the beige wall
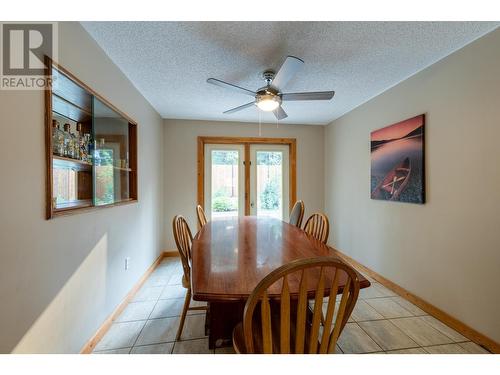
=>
[325,29,500,342]
[0,22,164,353]
[163,119,325,249]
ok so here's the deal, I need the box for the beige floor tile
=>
[160,284,187,299]
[173,338,213,354]
[358,320,418,351]
[135,317,179,346]
[337,323,383,354]
[158,258,180,269]
[358,284,383,299]
[359,283,396,299]
[458,342,490,354]
[130,343,174,354]
[167,271,184,286]
[132,285,164,302]
[351,300,384,322]
[317,301,354,323]
[390,296,426,316]
[94,320,146,351]
[365,297,414,319]
[115,301,156,322]
[215,346,236,354]
[151,266,176,278]
[419,316,467,342]
[386,347,427,354]
[374,284,397,297]
[178,314,207,340]
[143,275,169,287]
[150,298,184,319]
[423,344,468,354]
[93,347,131,354]
[390,317,454,346]
[189,299,208,314]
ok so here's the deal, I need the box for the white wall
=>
[324,29,500,342]
[0,22,164,353]
[163,119,325,249]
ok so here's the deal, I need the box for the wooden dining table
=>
[191,216,371,348]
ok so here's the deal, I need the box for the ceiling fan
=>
[207,56,335,120]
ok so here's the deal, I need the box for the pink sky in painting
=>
[371,115,424,141]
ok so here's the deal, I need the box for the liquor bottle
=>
[80,133,88,162]
[52,120,63,155]
[63,123,72,158]
[84,132,91,163]
[73,123,82,160]
[57,123,65,156]
[77,123,86,161]
[87,134,94,164]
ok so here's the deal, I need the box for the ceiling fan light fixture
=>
[256,94,280,112]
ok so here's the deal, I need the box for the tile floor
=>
[92,257,490,354]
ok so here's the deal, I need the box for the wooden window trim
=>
[197,136,297,216]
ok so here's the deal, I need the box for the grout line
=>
[107,268,173,352]
[93,347,133,354]
[129,279,171,349]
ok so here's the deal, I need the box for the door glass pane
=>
[256,151,283,219]
[211,150,239,218]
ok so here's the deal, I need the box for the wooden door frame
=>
[197,136,297,216]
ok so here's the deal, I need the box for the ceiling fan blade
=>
[281,91,335,101]
[273,106,288,120]
[223,101,255,114]
[207,78,255,97]
[271,56,304,90]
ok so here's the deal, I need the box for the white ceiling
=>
[81,22,498,125]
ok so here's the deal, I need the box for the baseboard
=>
[330,248,500,354]
[163,250,179,257]
[80,252,169,354]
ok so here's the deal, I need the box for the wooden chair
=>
[232,257,360,354]
[196,204,208,228]
[289,200,305,228]
[303,213,330,244]
[172,215,207,340]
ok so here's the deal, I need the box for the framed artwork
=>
[370,114,425,204]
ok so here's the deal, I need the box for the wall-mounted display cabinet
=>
[45,58,138,219]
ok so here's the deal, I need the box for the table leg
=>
[206,301,245,349]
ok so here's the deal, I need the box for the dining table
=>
[191,216,371,349]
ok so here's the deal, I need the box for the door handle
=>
[250,202,254,208]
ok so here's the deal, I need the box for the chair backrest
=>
[242,257,359,354]
[172,215,193,284]
[196,204,208,227]
[289,200,305,228]
[303,213,329,244]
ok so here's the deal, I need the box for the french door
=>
[201,138,295,221]
[203,144,245,219]
[249,144,290,220]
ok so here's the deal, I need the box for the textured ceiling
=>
[81,22,498,125]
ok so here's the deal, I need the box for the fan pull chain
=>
[259,110,262,136]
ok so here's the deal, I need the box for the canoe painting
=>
[370,115,425,204]
[371,157,411,200]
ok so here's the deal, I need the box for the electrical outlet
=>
[125,257,131,270]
